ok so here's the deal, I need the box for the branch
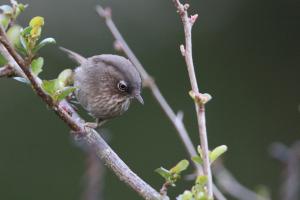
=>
[96,4,273,200]
[0,64,15,77]
[172,0,213,198]
[0,26,165,200]
[270,142,300,200]
[96,5,227,200]
[213,161,269,200]
[81,151,106,200]
[96,4,198,171]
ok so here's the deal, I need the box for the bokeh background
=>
[0,0,299,199]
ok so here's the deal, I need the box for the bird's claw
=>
[84,122,98,129]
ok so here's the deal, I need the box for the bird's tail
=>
[60,47,87,64]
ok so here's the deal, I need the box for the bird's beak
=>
[135,94,144,105]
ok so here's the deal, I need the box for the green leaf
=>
[170,159,189,174]
[21,26,32,36]
[209,145,228,164]
[15,3,27,16]
[155,167,171,180]
[42,79,60,96]
[29,16,44,27]
[192,155,203,165]
[58,69,73,86]
[31,57,44,76]
[53,86,76,102]
[196,175,208,187]
[7,25,22,48]
[19,35,28,54]
[33,37,56,53]
[0,15,10,29]
[177,190,193,200]
[197,145,203,158]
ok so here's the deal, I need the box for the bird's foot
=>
[84,122,98,129]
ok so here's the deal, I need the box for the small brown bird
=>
[61,47,143,127]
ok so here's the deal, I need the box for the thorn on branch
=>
[96,6,111,19]
[180,45,186,56]
[176,111,184,122]
[190,14,198,25]
[142,76,155,88]
[113,40,123,52]
[183,4,190,11]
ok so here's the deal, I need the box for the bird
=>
[60,47,143,128]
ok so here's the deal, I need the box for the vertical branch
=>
[172,0,213,198]
[81,151,105,200]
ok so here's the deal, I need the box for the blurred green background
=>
[0,0,299,199]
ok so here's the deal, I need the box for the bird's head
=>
[89,55,144,104]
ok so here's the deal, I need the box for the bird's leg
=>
[84,118,107,129]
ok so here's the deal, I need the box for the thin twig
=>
[213,162,269,200]
[0,64,15,77]
[96,5,228,200]
[172,0,213,197]
[159,182,171,196]
[96,5,198,162]
[0,25,165,200]
[270,142,300,200]
[97,4,268,200]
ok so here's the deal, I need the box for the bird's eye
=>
[117,81,128,92]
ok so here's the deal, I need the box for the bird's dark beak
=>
[135,94,144,105]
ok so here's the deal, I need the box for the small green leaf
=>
[0,15,10,29]
[196,175,208,187]
[15,3,27,16]
[155,167,171,180]
[170,159,189,174]
[209,145,228,164]
[7,25,22,48]
[255,185,271,199]
[197,145,203,158]
[192,155,203,165]
[21,26,32,36]
[177,190,193,200]
[31,57,44,76]
[33,37,56,53]
[19,35,28,53]
[30,26,41,38]
[29,16,44,27]
[58,69,73,86]
[53,86,76,102]
[42,79,60,96]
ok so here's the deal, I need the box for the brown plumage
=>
[61,47,143,124]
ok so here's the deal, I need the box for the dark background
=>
[0,0,299,199]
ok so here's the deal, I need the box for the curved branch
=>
[172,0,213,197]
[0,26,165,200]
